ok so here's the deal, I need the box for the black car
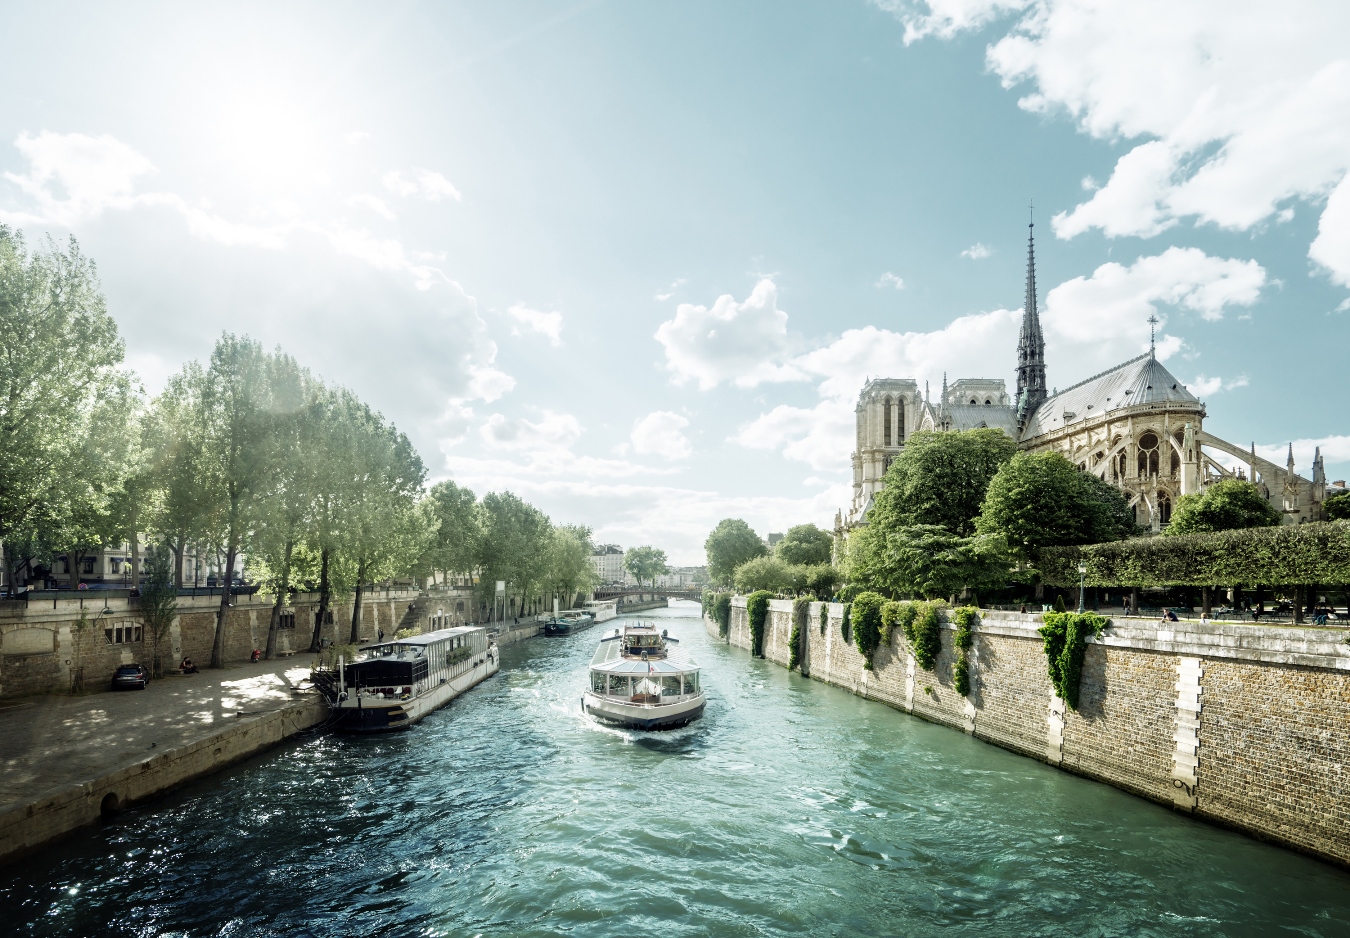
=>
[111,664,150,690]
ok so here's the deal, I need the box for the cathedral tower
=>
[1015,217,1047,427]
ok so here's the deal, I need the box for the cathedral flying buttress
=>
[839,219,1335,534]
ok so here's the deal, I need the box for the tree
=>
[1329,491,1350,522]
[423,479,481,587]
[0,229,130,594]
[870,429,1018,537]
[851,523,1009,600]
[624,545,668,587]
[775,524,833,565]
[141,364,214,587]
[1165,478,1282,535]
[477,492,552,621]
[975,451,1135,560]
[704,518,767,585]
[544,524,598,610]
[732,555,801,593]
[137,545,178,677]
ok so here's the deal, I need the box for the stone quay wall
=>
[710,597,1350,867]
[0,586,481,699]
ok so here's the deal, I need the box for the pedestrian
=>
[250,648,261,662]
[378,628,384,642]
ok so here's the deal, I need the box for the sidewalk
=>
[0,657,320,811]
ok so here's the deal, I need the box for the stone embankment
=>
[710,598,1350,867]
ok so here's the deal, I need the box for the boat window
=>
[660,676,681,697]
[683,672,699,694]
[591,671,607,694]
[608,674,630,696]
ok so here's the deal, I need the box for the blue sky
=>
[1,1,1347,563]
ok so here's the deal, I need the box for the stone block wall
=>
[708,598,1350,867]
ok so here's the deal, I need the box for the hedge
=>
[1039,520,1350,588]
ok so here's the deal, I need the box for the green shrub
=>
[908,601,942,671]
[819,601,829,634]
[747,590,774,658]
[840,602,852,644]
[851,591,886,668]
[789,596,811,671]
[701,589,714,618]
[951,606,978,696]
[1038,611,1108,709]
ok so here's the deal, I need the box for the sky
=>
[1,1,1347,565]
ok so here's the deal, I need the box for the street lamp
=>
[1077,561,1088,614]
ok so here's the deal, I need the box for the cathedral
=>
[841,221,1333,533]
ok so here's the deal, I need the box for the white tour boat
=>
[582,622,704,730]
[316,626,499,733]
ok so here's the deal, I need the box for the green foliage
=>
[789,596,811,671]
[544,524,599,606]
[819,601,829,635]
[137,546,178,677]
[733,555,801,593]
[1053,593,1067,613]
[423,480,482,582]
[869,429,1018,537]
[476,491,552,618]
[851,591,886,668]
[1038,612,1108,710]
[747,590,774,658]
[841,601,852,643]
[1039,520,1350,587]
[975,451,1135,561]
[906,601,943,672]
[880,600,914,647]
[446,647,472,666]
[701,589,714,618]
[847,522,1009,599]
[775,524,833,565]
[624,545,668,587]
[1165,478,1282,535]
[1327,491,1350,522]
[705,518,768,585]
[803,563,841,598]
[951,606,978,696]
[713,593,733,638]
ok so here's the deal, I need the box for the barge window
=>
[608,674,630,696]
[660,676,681,697]
[591,671,607,694]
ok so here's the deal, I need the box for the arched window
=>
[1159,494,1172,524]
[883,397,892,447]
[1170,450,1180,477]
[897,400,905,443]
[984,399,991,405]
[1138,432,1160,477]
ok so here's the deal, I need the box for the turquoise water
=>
[4,600,1349,937]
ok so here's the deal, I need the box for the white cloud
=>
[382,168,462,202]
[1335,298,1350,313]
[654,277,687,302]
[630,411,692,460]
[506,303,563,346]
[344,131,371,145]
[480,410,582,451]
[961,242,992,259]
[890,1,1350,286]
[1,131,155,225]
[1189,374,1248,397]
[1254,436,1350,473]
[876,271,906,289]
[464,362,516,403]
[347,193,396,220]
[653,279,797,390]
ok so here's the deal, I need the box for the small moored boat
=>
[582,622,704,730]
[314,626,498,733]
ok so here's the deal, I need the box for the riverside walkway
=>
[0,657,326,862]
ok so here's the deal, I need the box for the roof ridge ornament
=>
[1148,314,1159,360]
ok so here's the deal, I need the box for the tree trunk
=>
[1202,585,1211,616]
[349,560,367,644]
[211,543,237,668]
[128,504,140,594]
[1130,586,1140,616]
[308,547,330,653]
[265,540,293,660]
[1306,584,1317,615]
[172,538,185,589]
[1293,585,1305,624]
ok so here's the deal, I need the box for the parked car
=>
[111,664,150,690]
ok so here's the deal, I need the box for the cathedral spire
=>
[1015,210,1048,427]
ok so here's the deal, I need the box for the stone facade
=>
[713,597,1350,867]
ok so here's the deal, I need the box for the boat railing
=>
[591,690,700,704]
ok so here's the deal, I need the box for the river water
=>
[4,600,1349,937]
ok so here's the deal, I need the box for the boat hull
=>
[332,652,499,733]
[582,691,705,730]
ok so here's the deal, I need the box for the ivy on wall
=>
[713,593,733,638]
[880,601,916,648]
[789,596,811,671]
[819,601,829,635]
[1038,611,1108,709]
[905,601,943,672]
[841,602,853,644]
[1039,520,1350,588]
[851,591,886,669]
[951,606,978,696]
[747,590,774,658]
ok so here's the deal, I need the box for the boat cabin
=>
[588,635,699,704]
[344,626,489,699]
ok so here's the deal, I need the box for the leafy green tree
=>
[423,479,482,587]
[870,429,1018,537]
[0,229,130,594]
[975,451,1134,560]
[803,562,841,598]
[544,524,598,609]
[1165,478,1282,535]
[848,522,1008,600]
[141,364,214,587]
[774,523,833,565]
[624,545,668,587]
[704,518,767,585]
[477,491,552,621]
[1328,491,1350,522]
[137,545,178,677]
[732,555,801,593]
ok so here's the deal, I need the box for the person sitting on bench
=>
[180,657,199,674]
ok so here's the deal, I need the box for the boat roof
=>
[589,637,697,672]
[385,626,482,647]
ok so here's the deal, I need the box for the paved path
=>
[0,657,322,810]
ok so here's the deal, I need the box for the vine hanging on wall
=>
[951,606,978,696]
[713,593,733,638]
[789,597,811,671]
[903,601,943,672]
[840,602,853,645]
[1038,611,1108,709]
[851,592,885,669]
[819,602,829,635]
[747,590,774,658]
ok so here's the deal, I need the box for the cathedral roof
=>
[1019,353,1201,440]
[941,403,1019,434]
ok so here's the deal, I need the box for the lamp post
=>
[1077,561,1087,614]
